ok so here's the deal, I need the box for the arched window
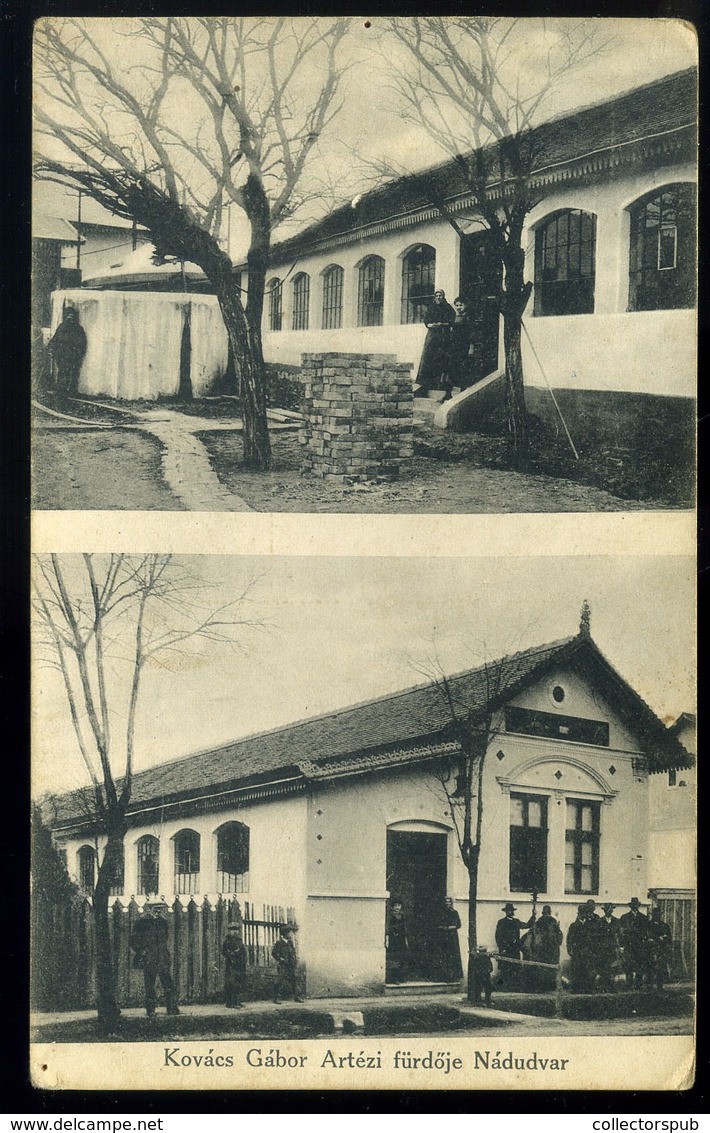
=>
[628,183,696,311]
[534,209,596,316]
[77,845,96,896]
[321,264,344,329]
[357,256,385,327]
[136,834,160,896]
[216,822,249,893]
[401,244,436,324]
[173,829,200,895]
[291,272,310,330]
[268,278,283,332]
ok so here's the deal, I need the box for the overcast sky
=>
[33,553,695,799]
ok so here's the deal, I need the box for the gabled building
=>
[47,615,692,997]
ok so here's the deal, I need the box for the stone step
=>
[384,981,462,997]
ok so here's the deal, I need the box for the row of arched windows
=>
[266,184,695,332]
[76,822,250,898]
[268,245,436,333]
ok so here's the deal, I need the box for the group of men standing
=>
[566,898,673,993]
[494,897,673,994]
[129,901,302,1017]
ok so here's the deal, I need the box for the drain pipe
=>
[521,320,579,461]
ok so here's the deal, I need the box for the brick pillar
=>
[300,352,414,482]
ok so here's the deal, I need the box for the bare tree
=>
[382,17,607,467]
[33,554,264,1033]
[33,17,350,470]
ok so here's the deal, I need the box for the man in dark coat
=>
[527,904,563,990]
[646,908,673,989]
[597,903,621,992]
[222,921,247,1007]
[130,901,179,1017]
[470,945,493,1006]
[385,899,410,984]
[272,923,303,1003]
[415,290,456,396]
[435,897,463,982]
[495,902,529,989]
[566,904,595,993]
[618,897,649,989]
[48,307,87,403]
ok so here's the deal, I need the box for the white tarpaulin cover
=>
[50,290,229,400]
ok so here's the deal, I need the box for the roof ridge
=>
[50,632,579,806]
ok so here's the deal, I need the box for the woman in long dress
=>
[436,897,463,981]
[385,899,410,983]
[415,290,455,395]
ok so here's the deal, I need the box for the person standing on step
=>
[435,897,463,982]
[448,297,476,393]
[415,290,455,397]
[385,898,410,984]
[272,922,303,1004]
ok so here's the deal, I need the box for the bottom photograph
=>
[30,552,695,1087]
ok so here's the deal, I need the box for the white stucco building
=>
[48,617,692,998]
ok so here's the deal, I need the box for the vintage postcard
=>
[30,15,696,1093]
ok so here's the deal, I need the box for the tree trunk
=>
[215,276,272,472]
[93,827,124,1034]
[501,244,533,471]
[466,845,480,1003]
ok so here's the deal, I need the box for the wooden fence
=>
[32,896,296,1012]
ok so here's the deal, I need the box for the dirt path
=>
[201,431,660,514]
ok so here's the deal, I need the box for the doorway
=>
[459,231,501,381]
[386,829,448,982]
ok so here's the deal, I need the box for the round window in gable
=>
[551,684,566,706]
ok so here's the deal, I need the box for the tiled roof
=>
[266,67,696,266]
[48,632,691,830]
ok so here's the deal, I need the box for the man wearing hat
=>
[618,897,649,989]
[646,908,673,990]
[130,901,180,1018]
[527,904,564,991]
[48,305,87,404]
[222,921,247,1008]
[272,923,303,1004]
[597,903,621,992]
[495,903,530,989]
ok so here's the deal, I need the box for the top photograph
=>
[32,17,697,514]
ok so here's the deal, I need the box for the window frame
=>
[136,834,160,896]
[509,791,549,894]
[357,255,385,327]
[268,278,283,332]
[216,822,250,894]
[173,828,201,895]
[564,798,601,895]
[77,844,96,896]
[321,264,344,329]
[291,272,310,331]
[628,183,696,312]
[401,244,436,324]
[534,209,597,317]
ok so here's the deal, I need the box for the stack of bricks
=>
[299,352,414,482]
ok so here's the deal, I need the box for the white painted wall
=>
[56,793,308,914]
[262,162,696,401]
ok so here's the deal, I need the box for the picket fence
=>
[33,896,295,1012]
